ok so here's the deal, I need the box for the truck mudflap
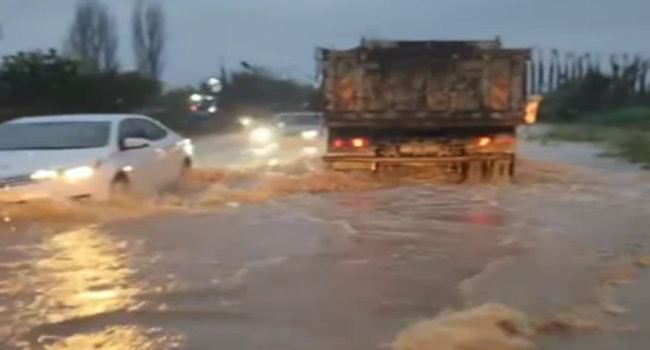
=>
[323,154,515,182]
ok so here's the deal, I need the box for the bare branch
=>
[132,0,166,79]
[64,0,119,72]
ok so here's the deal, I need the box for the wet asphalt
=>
[1,129,650,349]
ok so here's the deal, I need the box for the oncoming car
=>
[0,114,194,202]
[247,112,324,158]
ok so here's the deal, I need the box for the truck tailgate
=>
[320,40,530,125]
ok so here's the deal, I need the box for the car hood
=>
[0,148,109,178]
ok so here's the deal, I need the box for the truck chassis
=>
[324,154,514,182]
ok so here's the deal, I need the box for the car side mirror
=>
[122,137,150,150]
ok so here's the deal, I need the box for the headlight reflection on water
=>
[38,326,184,350]
[32,227,138,321]
[2,226,187,349]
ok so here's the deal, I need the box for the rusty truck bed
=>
[318,39,531,126]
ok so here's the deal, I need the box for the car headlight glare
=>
[239,116,253,126]
[63,166,95,180]
[31,166,95,181]
[179,138,194,156]
[30,170,58,180]
[301,130,318,139]
[249,127,273,143]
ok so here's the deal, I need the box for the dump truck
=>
[318,39,541,181]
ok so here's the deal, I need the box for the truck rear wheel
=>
[464,161,483,183]
[491,160,511,183]
[487,156,515,183]
[463,158,514,183]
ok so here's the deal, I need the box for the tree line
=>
[61,0,166,79]
[5,4,642,131]
[530,49,650,124]
[0,0,166,121]
[0,0,317,132]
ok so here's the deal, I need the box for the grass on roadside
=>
[540,124,650,169]
[542,125,615,143]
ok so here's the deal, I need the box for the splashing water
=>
[393,302,610,350]
[0,159,601,226]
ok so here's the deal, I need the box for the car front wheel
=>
[182,157,192,173]
[110,175,131,197]
[170,158,193,191]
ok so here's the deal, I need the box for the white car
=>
[0,114,194,202]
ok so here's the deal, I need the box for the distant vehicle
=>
[247,111,324,158]
[0,114,194,202]
[237,115,256,129]
[318,39,541,181]
[188,77,222,113]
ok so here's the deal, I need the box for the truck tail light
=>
[332,138,369,148]
[351,138,367,147]
[477,137,492,147]
[499,135,515,144]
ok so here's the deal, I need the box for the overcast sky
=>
[0,0,648,86]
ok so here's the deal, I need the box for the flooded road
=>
[1,131,650,349]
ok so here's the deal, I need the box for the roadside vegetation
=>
[0,0,316,136]
[533,49,650,168]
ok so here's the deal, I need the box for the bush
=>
[543,125,612,142]
[577,107,650,129]
[0,49,161,122]
[606,131,650,168]
[539,71,614,122]
[543,123,650,168]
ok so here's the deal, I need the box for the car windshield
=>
[0,121,111,150]
[279,113,321,126]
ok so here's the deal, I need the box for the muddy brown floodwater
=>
[1,130,650,350]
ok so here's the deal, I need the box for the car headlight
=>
[249,127,273,143]
[30,166,95,181]
[301,130,319,139]
[63,166,95,180]
[30,170,58,180]
[239,116,253,126]
[179,138,194,156]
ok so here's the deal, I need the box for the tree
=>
[0,49,160,122]
[0,49,81,108]
[219,67,317,115]
[64,0,119,72]
[132,0,166,79]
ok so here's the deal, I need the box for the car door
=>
[139,118,185,184]
[116,118,166,192]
